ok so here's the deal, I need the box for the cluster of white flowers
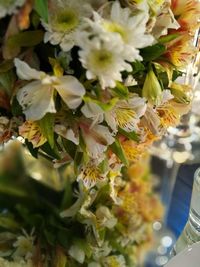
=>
[43,0,154,89]
[0,0,25,18]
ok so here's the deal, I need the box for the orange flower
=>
[171,0,200,33]
[164,34,197,68]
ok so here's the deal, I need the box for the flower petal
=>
[14,58,45,81]
[55,76,85,109]
[17,81,56,120]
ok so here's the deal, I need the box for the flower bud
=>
[142,69,162,105]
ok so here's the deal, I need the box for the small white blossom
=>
[12,230,35,261]
[14,58,85,121]
[42,0,92,51]
[78,33,132,89]
[0,0,25,19]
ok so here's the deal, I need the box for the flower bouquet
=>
[0,0,199,266]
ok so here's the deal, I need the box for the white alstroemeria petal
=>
[14,59,45,81]
[54,125,79,145]
[82,124,115,160]
[55,76,85,109]
[68,245,85,264]
[105,112,118,133]
[66,128,79,145]
[161,89,174,104]
[81,102,104,125]
[17,81,56,120]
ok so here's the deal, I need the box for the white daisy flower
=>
[78,33,132,89]
[85,1,154,62]
[80,122,115,160]
[0,0,25,19]
[81,95,146,133]
[14,58,85,121]
[12,230,35,261]
[42,0,92,51]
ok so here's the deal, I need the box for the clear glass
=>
[172,168,200,256]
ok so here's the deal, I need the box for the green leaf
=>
[74,151,83,175]
[131,61,145,74]
[118,128,139,142]
[140,44,166,62]
[112,81,129,99]
[44,229,56,246]
[6,30,44,49]
[62,138,76,159]
[0,215,20,230]
[60,180,73,210]
[39,113,55,148]
[83,96,118,111]
[0,60,14,73]
[159,33,180,44]
[0,182,28,198]
[34,0,48,22]
[110,139,129,166]
[0,70,15,95]
[25,139,39,158]
[40,142,60,160]
[57,229,71,249]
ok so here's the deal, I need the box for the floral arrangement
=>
[0,0,199,266]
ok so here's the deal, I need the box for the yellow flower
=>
[19,121,47,148]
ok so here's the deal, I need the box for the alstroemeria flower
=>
[77,160,107,188]
[171,0,200,33]
[19,121,47,148]
[164,34,197,68]
[81,95,146,133]
[14,59,85,121]
[80,122,115,160]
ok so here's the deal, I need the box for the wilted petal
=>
[17,81,56,120]
[55,76,85,109]
[14,58,45,81]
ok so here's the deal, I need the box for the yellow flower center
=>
[115,106,137,130]
[103,22,128,43]
[105,256,122,267]
[89,49,114,71]
[80,163,105,188]
[51,9,79,32]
